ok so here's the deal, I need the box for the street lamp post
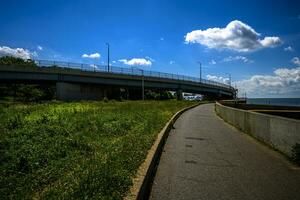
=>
[197,61,202,83]
[227,73,232,86]
[106,43,110,72]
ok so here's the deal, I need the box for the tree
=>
[0,56,37,67]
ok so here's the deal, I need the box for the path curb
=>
[124,103,200,200]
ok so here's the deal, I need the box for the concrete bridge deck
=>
[150,104,300,200]
[0,63,235,100]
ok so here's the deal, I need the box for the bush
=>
[16,85,44,102]
[0,84,56,102]
[145,90,174,100]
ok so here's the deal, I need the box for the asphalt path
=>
[150,103,300,200]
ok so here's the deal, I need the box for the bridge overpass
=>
[0,60,236,100]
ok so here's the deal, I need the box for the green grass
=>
[0,100,199,200]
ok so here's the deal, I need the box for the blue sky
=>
[1,0,300,97]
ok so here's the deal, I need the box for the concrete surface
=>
[215,102,300,157]
[150,104,300,200]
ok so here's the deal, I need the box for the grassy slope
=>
[0,100,198,200]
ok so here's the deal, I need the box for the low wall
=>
[215,102,300,158]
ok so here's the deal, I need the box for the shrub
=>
[17,85,45,102]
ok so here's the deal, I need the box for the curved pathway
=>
[150,104,300,200]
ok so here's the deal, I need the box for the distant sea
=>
[246,98,300,107]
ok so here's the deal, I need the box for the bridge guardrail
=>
[33,60,234,91]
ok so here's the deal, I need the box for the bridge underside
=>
[0,66,235,101]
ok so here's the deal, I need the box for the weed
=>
[0,100,197,199]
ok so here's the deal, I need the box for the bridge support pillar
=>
[176,89,183,100]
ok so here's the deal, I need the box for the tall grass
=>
[0,100,197,199]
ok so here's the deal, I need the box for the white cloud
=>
[118,58,152,66]
[82,52,100,59]
[169,60,175,65]
[206,75,230,84]
[223,56,252,63]
[145,56,155,62]
[0,46,35,59]
[209,56,252,65]
[209,60,217,65]
[291,57,300,66]
[284,46,294,52]
[259,37,281,48]
[185,20,282,52]
[31,51,38,58]
[37,45,43,51]
[236,65,300,97]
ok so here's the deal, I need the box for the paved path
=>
[150,104,300,200]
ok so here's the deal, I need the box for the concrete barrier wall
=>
[215,102,300,157]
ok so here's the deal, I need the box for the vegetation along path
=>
[150,103,300,200]
[0,100,197,200]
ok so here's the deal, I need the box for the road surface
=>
[150,104,300,200]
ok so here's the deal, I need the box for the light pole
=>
[226,73,231,86]
[197,61,202,83]
[106,43,110,72]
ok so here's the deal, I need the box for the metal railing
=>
[34,60,234,91]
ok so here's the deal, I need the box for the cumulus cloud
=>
[118,58,152,66]
[284,46,293,52]
[37,45,43,51]
[82,52,100,59]
[0,46,36,59]
[209,60,217,65]
[169,60,175,65]
[236,64,300,97]
[206,75,230,84]
[291,57,300,66]
[185,20,282,52]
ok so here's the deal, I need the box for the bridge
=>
[0,60,236,100]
